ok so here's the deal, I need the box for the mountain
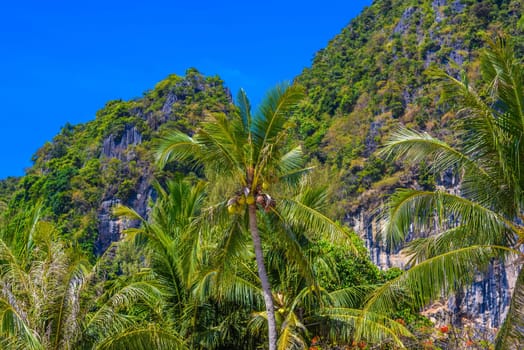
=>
[0,0,522,343]
[293,0,522,337]
[2,68,234,255]
[296,0,522,212]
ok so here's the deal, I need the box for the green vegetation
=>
[367,36,524,349]
[1,1,523,348]
[0,206,183,350]
[295,0,522,212]
[154,85,412,349]
[3,69,234,257]
[115,174,409,349]
[0,82,423,348]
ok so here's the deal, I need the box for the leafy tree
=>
[369,36,524,348]
[118,178,414,348]
[251,196,411,349]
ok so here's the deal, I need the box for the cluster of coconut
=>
[227,184,276,214]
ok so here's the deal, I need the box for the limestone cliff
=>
[9,69,233,255]
[295,0,523,339]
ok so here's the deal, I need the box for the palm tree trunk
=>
[248,203,278,350]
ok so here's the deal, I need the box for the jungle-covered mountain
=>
[2,0,522,258]
[295,0,522,218]
[1,69,234,254]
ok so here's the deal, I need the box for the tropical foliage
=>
[0,206,183,350]
[2,69,234,257]
[368,36,524,349]
[153,84,414,349]
[1,1,523,348]
[115,176,414,349]
[295,0,522,212]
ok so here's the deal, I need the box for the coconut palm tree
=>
[119,177,412,348]
[250,234,410,349]
[0,206,184,350]
[156,84,356,350]
[370,36,524,348]
[116,179,265,349]
[245,178,415,349]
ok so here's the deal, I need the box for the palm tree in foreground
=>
[371,36,524,348]
[0,207,183,350]
[117,178,269,349]
[156,84,356,350]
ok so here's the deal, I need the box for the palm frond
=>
[482,36,524,130]
[380,126,490,179]
[381,189,515,250]
[253,84,305,156]
[319,307,412,348]
[198,113,249,177]
[278,146,306,175]
[50,254,90,350]
[364,245,515,315]
[327,286,378,309]
[237,88,252,133]
[85,280,164,336]
[276,146,313,186]
[193,268,262,309]
[95,324,186,350]
[402,226,468,264]
[214,221,251,268]
[276,225,317,289]
[277,312,307,350]
[278,197,358,254]
[113,205,146,223]
[0,299,42,350]
[428,39,524,214]
[155,131,201,169]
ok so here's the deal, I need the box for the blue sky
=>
[0,0,371,179]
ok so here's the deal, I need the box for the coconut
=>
[227,205,237,215]
[256,195,265,205]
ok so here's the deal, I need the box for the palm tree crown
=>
[373,36,524,348]
[156,84,357,350]
[0,207,183,350]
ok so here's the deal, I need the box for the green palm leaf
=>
[364,246,515,316]
[155,131,201,169]
[279,194,357,254]
[95,324,186,350]
[319,307,412,348]
[237,88,252,133]
[381,189,516,250]
[252,84,305,152]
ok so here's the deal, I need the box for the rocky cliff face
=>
[92,73,233,254]
[348,201,518,339]
[346,167,519,339]
[295,0,523,339]
[95,124,149,254]
[15,69,233,256]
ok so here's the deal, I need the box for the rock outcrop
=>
[91,72,233,253]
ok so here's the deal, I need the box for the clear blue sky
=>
[0,0,371,179]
